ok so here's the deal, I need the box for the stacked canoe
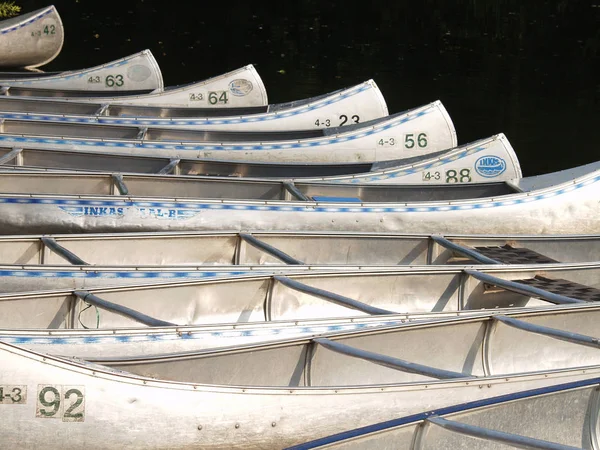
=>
[0,6,598,449]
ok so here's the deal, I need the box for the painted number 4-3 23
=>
[36,385,85,422]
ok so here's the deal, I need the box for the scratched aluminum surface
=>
[0,6,63,69]
[1,305,600,448]
[0,65,268,107]
[0,134,520,184]
[0,230,596,267]
[0,161,596,234]
[287,379,600,449]
[0,79,388,131]
[0,262,597,322]
[0,50,163,91]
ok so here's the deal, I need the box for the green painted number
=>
[405,133,428,149]
[208,91,229,105]
[38,386,60,417]
[105,75,124,87]
[43,25,56,35]
[63,389,84,420]
[460,168,471,182]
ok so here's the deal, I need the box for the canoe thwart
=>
[465,270,586,304]
[157,159,180,175]
[431,235,501,264]
[239,233,304,265]
[111,174,129,195]
[73,290,175,327]
[425,416,580,450]
[283,181,310,201]
[0,147,21,165]
[273,276,394,315]
[474,245,559,264]
[494,315,600,349]
[41,237,88,266]
[314,338,469,379]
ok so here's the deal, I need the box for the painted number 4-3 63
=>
[36,385,85,422]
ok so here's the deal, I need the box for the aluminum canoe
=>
[0,101,456,162]
[0,160,595,234]
[0,80,388,131]
[288,375,600,449]
[3,275,598,356]
[0,230,596,268]
[0,134,517,183]
[1,305,600,448]
[0,50,163,92]
[1,64,269,107]
[0,6,63,68]
[0,262,598,320]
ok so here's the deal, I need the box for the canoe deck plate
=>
[473,245,559,264]
[511,276,600,303]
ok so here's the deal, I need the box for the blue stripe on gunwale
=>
[0,8,52,35]
[0,83,373,125]
[0,109,428,149]
[0,270,251,279]
[2,321,398,346]
[0,174,596,215]
[287,377,600,449]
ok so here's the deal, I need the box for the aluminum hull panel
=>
[0,134,519,184]
[289,378,600,449]
[0,264,595,324]
[0,162,595,234]
[0,101,455,162]
[0,80,388,130]
[0,6,63,68]
[1,330,599,448]
[5,303,599,358]
[0,50,163,91]
[0,230,595,268]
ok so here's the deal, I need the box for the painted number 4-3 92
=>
[36,385,85,422]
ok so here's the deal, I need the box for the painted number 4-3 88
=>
[36,385,85,422]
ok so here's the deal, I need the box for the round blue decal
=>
[475,155,507,178]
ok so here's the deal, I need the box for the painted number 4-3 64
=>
[36,385,85,422]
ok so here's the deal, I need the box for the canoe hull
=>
[0,6,63,68]
[0,50,163,91]
[0,341,597,449]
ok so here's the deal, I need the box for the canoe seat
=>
[511,276,600,303]
[473,245,559,264]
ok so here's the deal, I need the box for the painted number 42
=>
[36,385,85,422]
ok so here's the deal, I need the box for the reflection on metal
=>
[274,275,394,315]
[426,416,579,450]
[431,235,500,264]
[41,236,88,265]
[465,270,585,304]
[495,315,600,349]
[314,338,468,379]
[73,290,175,327]
[239,233,304,265]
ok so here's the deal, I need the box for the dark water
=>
[19,0,600,175]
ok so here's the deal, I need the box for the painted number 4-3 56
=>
[36,385,85,422]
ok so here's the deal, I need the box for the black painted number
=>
[105,75,124,87]
[315,119,331,127]
[188,93,204,101]
[339,115,360,126]
[208,91,229,105]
